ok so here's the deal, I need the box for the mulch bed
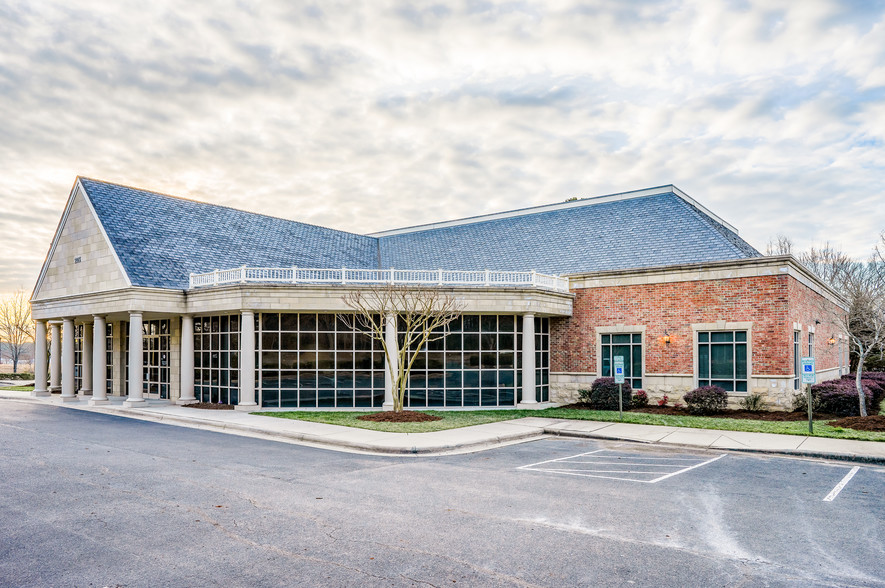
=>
[358,411,442,423]
[183,402,235,410]
[560,403,841,421]
[828,415,885,432]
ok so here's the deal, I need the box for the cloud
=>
[2,0,885,297]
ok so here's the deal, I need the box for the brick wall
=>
[550,272,845,408]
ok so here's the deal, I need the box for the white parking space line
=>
[823,466,860,502]
[518,449,726,483]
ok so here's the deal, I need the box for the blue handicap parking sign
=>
[801,357,816,384]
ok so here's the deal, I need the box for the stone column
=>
[49,321,61,393]
[124,312,145,407]
[235,311,257,410]
[518,313,537,406]
[177,315,197,405]
[80,320,93,397]
[90,316,108,405]
[383,313,398,410]
[61,318,77,402]
[32,321,49,396]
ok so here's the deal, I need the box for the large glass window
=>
[601,333,642,389]
[697,330,747,392]
[194,315,240,405]
[793,331,801,390]
[257,313,384,408]
[535,317,550,402]
[252,312,549,408]
[124,319,171,399]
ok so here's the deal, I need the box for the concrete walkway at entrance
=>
[2,390,884,463]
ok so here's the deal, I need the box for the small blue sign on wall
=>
[801,357,816,385]
[614,356,625,384]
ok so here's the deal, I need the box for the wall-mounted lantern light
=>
[828,335,836,346]
[662,329,671,345]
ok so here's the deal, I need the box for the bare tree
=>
[765,234,795,256]
[341,286,463,412]
[0,289,35,374]
[798,242,854,289]
[806,243,885,417]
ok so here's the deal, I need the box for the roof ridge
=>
[368,185,715,237]
[77,176,375,243]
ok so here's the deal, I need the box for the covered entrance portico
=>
[30,281,573,411]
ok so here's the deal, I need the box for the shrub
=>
[739,393,766,412]
[657,395,669,407]
[683,385,728,415]
[631,390,649,408]
[0,372,34,381]
[577,388,592,404]
[792,391,821,413]
[586,377,632,411]
[808,379,875,417]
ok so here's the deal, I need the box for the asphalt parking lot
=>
[1,401,883,587]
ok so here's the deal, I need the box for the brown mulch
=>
[828,415,885,432]
[357,411,442,423]
[560,403,840,421]
[183,402,235,410]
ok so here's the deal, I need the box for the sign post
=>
[801,357,816,434]
[614,356,625,421]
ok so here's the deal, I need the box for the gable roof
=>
[79,178,378,289]
[377,188,760,274]
[72,178,760,291]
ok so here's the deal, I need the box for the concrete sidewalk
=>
[2,389,884,463]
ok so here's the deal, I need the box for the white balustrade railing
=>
[189,266,570,292]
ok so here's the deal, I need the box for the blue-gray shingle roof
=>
[80,178,760,290]
[377,192,760,274]
[81,178,378,289]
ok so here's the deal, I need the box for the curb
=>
[542,427,885,466]
[2,393,883,462]
[0,395,544,456]
[124,409,547,455]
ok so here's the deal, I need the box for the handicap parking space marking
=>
[517,448,726,483]
[823,466,861,502]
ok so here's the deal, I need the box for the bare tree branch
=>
[0,289,35,374]
[341,285,464,412]
[765,234,795,256]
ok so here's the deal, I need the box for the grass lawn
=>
[256,406,885,441]
[0,385,35,392]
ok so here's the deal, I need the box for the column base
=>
[60,395,80,403]
[123,398,147,407]
[49,387,61,394]
[31,390,51,397]
[382,402,394,411]
[516,402,541,409]
[176,398,197,406]
[234,403,257,412]
[88,397,110,405]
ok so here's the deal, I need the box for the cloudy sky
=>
[2,0,885,296]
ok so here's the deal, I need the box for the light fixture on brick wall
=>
[828,335,836,345]
[662,329,671,345]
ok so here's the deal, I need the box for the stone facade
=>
[33,187,128,301]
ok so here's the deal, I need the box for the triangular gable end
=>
[32,178,132,301]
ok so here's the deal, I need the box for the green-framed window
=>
[601,333,642,389]
[697,330,747,392]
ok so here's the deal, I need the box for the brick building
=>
[29,178,846,411]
